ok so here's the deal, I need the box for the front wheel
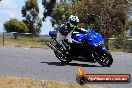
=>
[95,51,113,67]
[54,51,72,63]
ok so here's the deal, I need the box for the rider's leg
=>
[56,32,69,50]
[56,32,65,43]
[66,33,73,43]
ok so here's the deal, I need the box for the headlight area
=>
[94,42,98,46]
[94,42,103,47]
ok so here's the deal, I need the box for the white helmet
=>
[68,15,79,23]
[68,15,79,27]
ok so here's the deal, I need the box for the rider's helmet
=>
[67,15,79,30]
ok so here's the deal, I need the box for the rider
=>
[56,15,86,51]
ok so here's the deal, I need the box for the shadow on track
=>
[40,61,102,67]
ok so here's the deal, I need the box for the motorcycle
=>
[46,27,113,67]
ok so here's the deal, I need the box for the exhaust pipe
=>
[46,42,56,51]
[46,42,62,54]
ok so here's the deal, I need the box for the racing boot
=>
[60,40,71,55]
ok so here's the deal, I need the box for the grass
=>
[0,36,122,52]
[0,76,100,88]
[0,36,50,48]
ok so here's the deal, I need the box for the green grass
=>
[0,36,50,48]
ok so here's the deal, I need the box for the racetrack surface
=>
[0,46,131,88]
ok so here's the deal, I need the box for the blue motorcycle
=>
[47,28,113,67]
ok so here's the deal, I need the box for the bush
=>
[114,34,132,53]
[114,34,128,49]
[4,18,29,33]
[124,40,132,53]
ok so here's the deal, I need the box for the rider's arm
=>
[75,28,87,33]
[59,24,68,36]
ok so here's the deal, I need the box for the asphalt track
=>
[0,46,132,88]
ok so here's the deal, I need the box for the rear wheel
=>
[95,51,113,67]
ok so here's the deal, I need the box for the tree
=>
[4,18,29,38]
[42,0,75,22]
[4,18,29,33]
[126,20,132,36]
[51,1,72,28]
[21,0,42,35]
[72,0,130,49]
[42,0,56,21]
